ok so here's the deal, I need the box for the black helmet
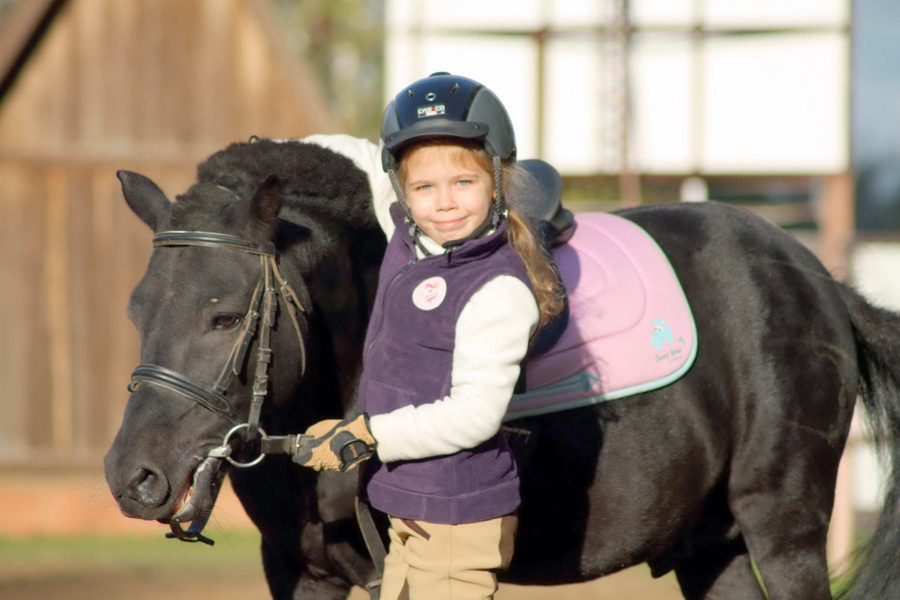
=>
[380,72,516,171]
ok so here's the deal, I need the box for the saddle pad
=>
[506,212,697,420]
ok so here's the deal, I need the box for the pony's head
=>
[104,140,379,531]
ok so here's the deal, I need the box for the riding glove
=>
[293,414,377,472]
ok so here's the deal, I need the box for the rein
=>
[127,230,312,543]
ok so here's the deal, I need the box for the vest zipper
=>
[363,258,416,361]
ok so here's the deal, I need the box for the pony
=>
[105,138,900,600]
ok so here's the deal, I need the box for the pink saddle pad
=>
[506,212,697,419]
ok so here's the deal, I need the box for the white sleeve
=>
[301,134,396,238]
[369,276,539,462]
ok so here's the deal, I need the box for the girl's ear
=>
[117,170,172,232]
[246,175,284,241]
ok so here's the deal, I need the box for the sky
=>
[854,0,900,229]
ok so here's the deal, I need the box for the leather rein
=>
[127,230,314,544]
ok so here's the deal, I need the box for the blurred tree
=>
[269,0,384,139]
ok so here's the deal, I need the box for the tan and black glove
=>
[292,414,376,472]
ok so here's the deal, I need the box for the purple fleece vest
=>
[358,205,531,524]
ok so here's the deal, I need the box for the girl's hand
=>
[292,414,376,472]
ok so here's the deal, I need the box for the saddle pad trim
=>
[504,321,698,421]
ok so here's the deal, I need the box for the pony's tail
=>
[836,283,900,600]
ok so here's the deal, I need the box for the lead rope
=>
[356,465,386,599]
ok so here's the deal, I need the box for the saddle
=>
[518,159,576,247]
[501,161,696,470]
[517,160,573,359]
[507,160,697,416]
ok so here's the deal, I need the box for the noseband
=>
[127,230,308,453]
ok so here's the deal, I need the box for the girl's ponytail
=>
[505,205,565,332]
[502,162,565,332]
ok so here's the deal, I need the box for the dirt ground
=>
[0,565,684,600]
[0,467,684,600]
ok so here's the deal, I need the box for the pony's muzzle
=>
[122,464,170,515]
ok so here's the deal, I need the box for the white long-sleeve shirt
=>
[301,135,539,462]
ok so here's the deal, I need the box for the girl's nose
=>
[435,187,456,209]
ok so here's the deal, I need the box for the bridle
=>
[126,229,310,543]
[127,228,387,596]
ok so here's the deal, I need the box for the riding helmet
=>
[380,72,517,171]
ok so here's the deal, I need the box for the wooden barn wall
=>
[0,160,197,463]
[0,0,334,464]
[0,0,333,158]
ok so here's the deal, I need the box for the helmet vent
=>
[450,83,459,93]
[426,92,436,101]
[407,89,414,98]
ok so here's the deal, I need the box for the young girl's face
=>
[401,144,493,246]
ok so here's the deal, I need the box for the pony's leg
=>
[261,540,353,600]
[730,501,833,600]
[727,436,837,600]
[674,538,766,600]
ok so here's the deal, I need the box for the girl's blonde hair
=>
[397,140,565,332]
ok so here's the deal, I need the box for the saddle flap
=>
[518,159,575,246]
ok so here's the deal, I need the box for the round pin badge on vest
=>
[412,276,447,311]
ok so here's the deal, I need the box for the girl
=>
[297,72,564,600]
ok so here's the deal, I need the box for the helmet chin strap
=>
[492,155,504,215]
[440,206,502,250]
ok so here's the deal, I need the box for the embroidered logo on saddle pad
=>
[507,213,698,420]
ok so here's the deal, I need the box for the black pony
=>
[105,139,900,600]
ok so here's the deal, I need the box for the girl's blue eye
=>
[457,180,471,186]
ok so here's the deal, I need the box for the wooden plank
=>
[44,166,74,453]
[139,0,165,143]
[68,164,93,455]
[69,168,103,452]
[0,163,28,458]
[73,0,106,144]
[817,172,855,277]
[21,166,53,452]
[195,0,231,143]
[107,0,137,141]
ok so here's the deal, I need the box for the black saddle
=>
[518,159,576,247]
[512,159,572,364]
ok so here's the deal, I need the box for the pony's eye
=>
[212,314,242,330]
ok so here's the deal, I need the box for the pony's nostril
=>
[126,466,169,508]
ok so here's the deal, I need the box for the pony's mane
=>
[172,138,377,232]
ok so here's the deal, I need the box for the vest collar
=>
[390,203,509,266]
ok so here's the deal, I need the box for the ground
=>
[0,559,684,600]
[0,467,686,600]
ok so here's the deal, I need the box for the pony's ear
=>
[117,170,172,232]
[247,175,284,240]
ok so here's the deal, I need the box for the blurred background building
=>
[0,0,897,568]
